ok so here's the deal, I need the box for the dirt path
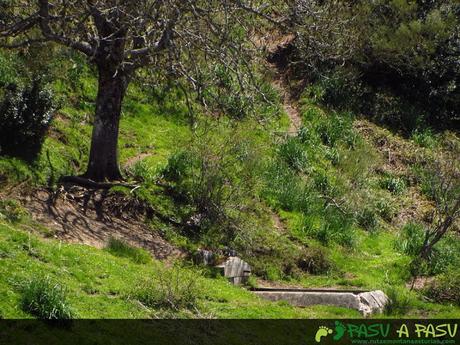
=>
[123,153,152,169]
[272,78,302,135]
[267,34,303,135]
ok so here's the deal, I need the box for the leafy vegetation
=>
[132,266,200,313]
[105,238,152,265]
[0,0,459,320]
[0,79,54,161]
[291,0,460,131]
[425,269,460,306]
[20,276,74,319]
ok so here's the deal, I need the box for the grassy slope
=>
[0,51,459,318]
[0,63,360,318]
[0,222,360,319]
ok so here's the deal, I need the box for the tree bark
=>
[84,65,130,182]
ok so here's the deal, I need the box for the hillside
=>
[0,0,459,321]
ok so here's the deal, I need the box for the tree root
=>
[59,175,139,190]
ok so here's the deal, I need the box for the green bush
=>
[105,237,151,264]
[396,223,460,275]
[0,79,54,161]
[0,51,18,86]
[296,247,332,275]
[132,266,200,311]
[384,286,414,316]
[20,276,74,319]
[162,126,262,245]
[356,207,378,232]
[291,0,460,131]
[424,269,460,306]
[0,199,28,223]
[379,175,406,195]
[277,137,309,172]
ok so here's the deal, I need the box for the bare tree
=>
[288,0,363,76]
[0,0,273,182]
[418,154,460,261]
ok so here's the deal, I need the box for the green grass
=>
[20,276,74,319]
[0,221,363,319]
[1,48,459,320]
[105,238,152,265]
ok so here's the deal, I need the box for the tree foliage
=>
[289,0,460,131]
[0,79,54,161]
[0,0,274,181]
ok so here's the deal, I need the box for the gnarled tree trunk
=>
[84,65,130,182]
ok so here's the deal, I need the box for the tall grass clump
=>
[0,199,28,223]
[105,237,151,264]
[379,174,406,195]
[424,269,460,306]
[20,276,74,319]
[277,137,309,172]
[396,223,460,275]
[384,286,415,316]
[132,266,200,312]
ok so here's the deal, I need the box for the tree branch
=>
[38,0,95,56]
[0,13,40,37]
[0,38,47,49]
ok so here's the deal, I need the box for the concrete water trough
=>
[252,287,389,316]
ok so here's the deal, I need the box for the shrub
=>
[0,199,28,223]
[379,175,406,195]
[356,207,378,232]
[291,0,460,131]
[105,237,151,264]
[132,266,200,311]
[20,276,74,319]
[277,137,309,172]
[162,126,262,245]
[396,223,460,275]
[424,269,460,306]
[0,52,18,86]
[384,286,414,316]
[296,247,332,275]
[0,79,54,161]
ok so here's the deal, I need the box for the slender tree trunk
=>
[84,66,130,182]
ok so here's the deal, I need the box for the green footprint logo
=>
[315,326,333,343]
[333,321,346,341]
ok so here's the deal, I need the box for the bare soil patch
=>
[15,186,181,261]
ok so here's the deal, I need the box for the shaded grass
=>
[105,238,151,265]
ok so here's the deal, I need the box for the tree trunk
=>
[84,66,130,182]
